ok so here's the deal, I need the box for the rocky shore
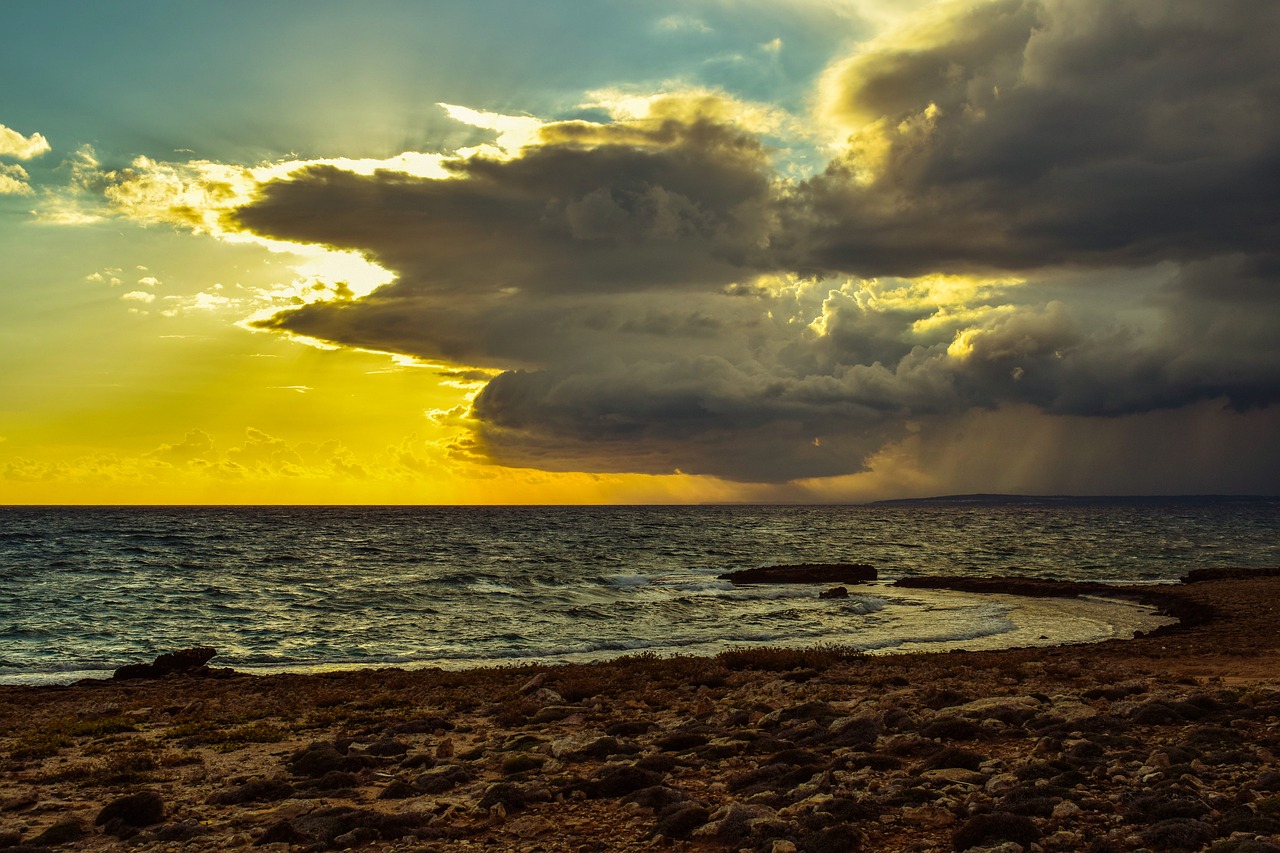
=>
[2,572,1279,852]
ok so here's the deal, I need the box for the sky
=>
[2,0,1279,504]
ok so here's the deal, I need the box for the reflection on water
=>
[0,499,1274,682]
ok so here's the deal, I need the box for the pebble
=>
[901,804,955,827]
[1051,800,1082,819]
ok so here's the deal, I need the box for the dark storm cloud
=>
[240,113,775,368]
[229,0,1280,484]
[791,0,1280,275]
[465,354,944,481]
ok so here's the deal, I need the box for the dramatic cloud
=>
[795,0,1280,274]
[240,97,778,368]
[109,1,1280,486]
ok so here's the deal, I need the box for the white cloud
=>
[0,163,32,195]
[0,124,50,160]
[121,291,156,303]
[657,14,713,33]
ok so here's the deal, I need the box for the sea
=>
[1,498,1277,686]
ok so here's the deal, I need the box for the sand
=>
[2,572,1279,852]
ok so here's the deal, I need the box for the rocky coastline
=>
[2,571,1279,852]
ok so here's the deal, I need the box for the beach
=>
[2,571,1279,852]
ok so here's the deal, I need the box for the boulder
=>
[30,820,85,846]
[113,647,218,680]
[820,586,850,599]
[96,791,165,835]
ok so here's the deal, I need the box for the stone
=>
[414,764,470,794]
[287,743,352,777]
[820,586,850,599]
[622,787,685,814]
[655,731,710,752]
[95,791,165,829]
[478,782,528,812]
[583,764,665,798]
[310,770,359,791]
[549,731,614,760]
[654,803,710,839]
[693,802,776,841]
[113,646,218,680]
[519,673,549,694]
[530,687,565,705]
[970,844,1024,853]
[358,738,410,757]
[1051,800,1083,819]
[902,804,956,827]
[208,778,295,805]
[952,695,1043,723]
[80,702,121,719]
[506,815,556,838]
[953,811,1041,851]
[1048,700,1099,725]
[378,780,418,800]
[30,819,85,846]
[921,768,986,786]
[256,819,309,846]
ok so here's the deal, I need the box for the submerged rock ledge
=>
[2,569,1279,852]
[718,563,877,585]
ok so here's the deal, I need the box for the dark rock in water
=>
[719,564,876,585]
[819,586,850,599]
[113,647,217,680]
[895,576,1097,598]
[95,791,165,833]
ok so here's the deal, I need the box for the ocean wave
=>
[600,573,650,587]
[0,503,1254,681]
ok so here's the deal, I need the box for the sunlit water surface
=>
[1,500,1276,684]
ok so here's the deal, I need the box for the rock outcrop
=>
[112,646,219,680]
[719,564,876,585]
